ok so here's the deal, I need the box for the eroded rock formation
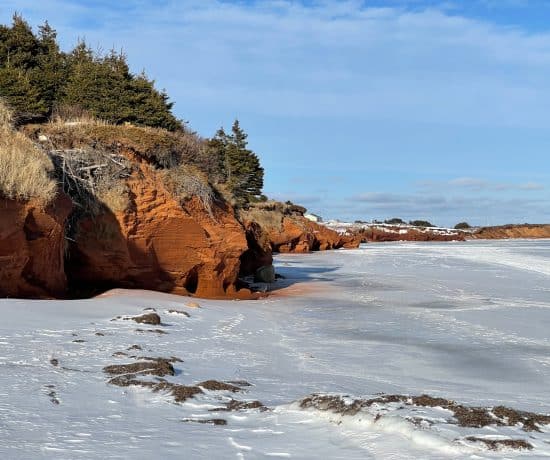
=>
[67,162,254,299]
[1,123,361,300]
[249,216,360,254]
[359,226,465,242]
[0,194,72,298]
[271,217,361,252]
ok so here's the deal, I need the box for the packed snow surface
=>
[1,239,550,459]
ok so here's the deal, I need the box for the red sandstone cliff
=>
[238,212,360,277]
[269,217,361,252]
[0,194,72,298]
[67,162,255,299]
[1,123,361,300]
[359,226,464,242]
[468,224,550,240]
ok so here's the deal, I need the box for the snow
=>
[1,239,550,459]
[323,220,462,236]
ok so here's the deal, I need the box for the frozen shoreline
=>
[1,240,550,458]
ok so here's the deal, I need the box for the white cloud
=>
[418,177,545,192]
[5,0,550,127]
[343,191,550,226]
[448,177,489,189]
[2,1,549,225]
[519,182,545,190]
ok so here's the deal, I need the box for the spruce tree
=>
[0,15,183,129]
[205,127,229,183]
[0,14,41,70]
[223,120,264,206]
[0,66,47,115]
[126,73,180,130]
[31,21,65,112]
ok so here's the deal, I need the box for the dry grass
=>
[238,200,305,231]
[239,205,284,231]
[0,100,57,204]
[50,104,107,126]
[96,182,130,214]
[0,100,12,126]
[38,121,201,168]
[162,165,215,215]
[19,117,218,215]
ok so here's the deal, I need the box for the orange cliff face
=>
[239,221,274,277]
[359,226,464,242]
[0,126,360,300]
[66,162,255,299]
[267,216,361,253]
[469,224,550,240]
[0,194,72,298]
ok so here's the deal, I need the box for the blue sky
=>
[2,0,550,226]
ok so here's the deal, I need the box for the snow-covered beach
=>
[1,240,550,459]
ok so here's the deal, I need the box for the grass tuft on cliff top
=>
[239,200,306,231]
[25,117,216,215]
[0,100,57,204]
[37,120,202,169]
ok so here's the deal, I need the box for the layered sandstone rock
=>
[67,163,254,299]
[1,122,361,300]
[0,193,72,298]
[266,216,360,253]
[469,224,550,240]
[239,221,273,277]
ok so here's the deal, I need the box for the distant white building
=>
[304,213,323,223]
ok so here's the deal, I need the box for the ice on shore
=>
[1,239,549,459]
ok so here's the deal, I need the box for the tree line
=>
[0,14,264,206]
[0,14,180,129]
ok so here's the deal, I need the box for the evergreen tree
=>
[31,21,65,112]
[0,15,182,129]
[0,14,41,70]
[0,66,47,114]
[126,73,180,130]
[205,127,229,183]
[222,120,264,206]
[62,43,127,122]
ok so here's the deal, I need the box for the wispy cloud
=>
[2,1,549,225]
[519,181,545,190]
[418,177,545,192]
[5,0,550,127]
[343,191,550,226]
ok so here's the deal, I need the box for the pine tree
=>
[221,120,264,206]
[126,73,180,130]
[205,127,229,183]
[0,14,41,70]
[31,21,65,113]
[61,44,126,122]
[0,14,48,116]
[0,66,47,115]
[0,15,183,129]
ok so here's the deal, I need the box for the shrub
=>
[96,182,130,214]
[238,200,306,231]
[454,222,471,230]
[385,218,405,225]
[409,220,435,227]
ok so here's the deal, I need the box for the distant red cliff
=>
[468,224,550,240]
